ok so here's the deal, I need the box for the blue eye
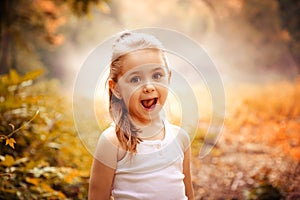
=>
[130,76,141,83]
[153,72,163,80]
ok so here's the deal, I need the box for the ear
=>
[108,79,122,99]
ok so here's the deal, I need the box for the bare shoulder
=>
[168,123,190,139]
[101,125,119,147]
[94,124,120,169]
[167,123,190,151]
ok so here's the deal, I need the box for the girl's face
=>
[111,49,171,124]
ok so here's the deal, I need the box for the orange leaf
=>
[25,177,40,186]
[5,138,16,149]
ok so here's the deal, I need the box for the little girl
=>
[88,31,194,200]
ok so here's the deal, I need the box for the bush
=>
[0,70,91,199]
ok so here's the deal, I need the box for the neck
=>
[132,117,165,140]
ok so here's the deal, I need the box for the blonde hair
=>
[108,31,168,152]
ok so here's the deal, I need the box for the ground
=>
[191,127,300,200]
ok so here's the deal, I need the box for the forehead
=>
[120,49,166,76]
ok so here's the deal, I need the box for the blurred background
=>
[1,0,300,199]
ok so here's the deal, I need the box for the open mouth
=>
[141,98,158,110]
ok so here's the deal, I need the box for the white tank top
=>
[111,121,188,200]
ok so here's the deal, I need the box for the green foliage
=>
[244,183,283,200]
[0,70,92,199]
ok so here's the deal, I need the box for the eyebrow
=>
[151,66,167,72]
[125,71,140,78]
[122,65,167,78]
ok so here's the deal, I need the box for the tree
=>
[0,0,109,75]
[277,0,300,74]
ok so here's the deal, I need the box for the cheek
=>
[158,86,169,102]
[121,88,141,108]
[119,83,139,99]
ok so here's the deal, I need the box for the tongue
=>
[142,99,155,109]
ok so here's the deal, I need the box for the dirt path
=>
[191,132,300,199]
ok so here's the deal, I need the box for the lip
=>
[140,96,158,101]
[140,97,158,111]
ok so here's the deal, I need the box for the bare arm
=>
[183,147,195,200]
[88,158,115,200]
[88,128,119,200]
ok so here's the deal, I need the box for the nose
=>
[143,83,155,93]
